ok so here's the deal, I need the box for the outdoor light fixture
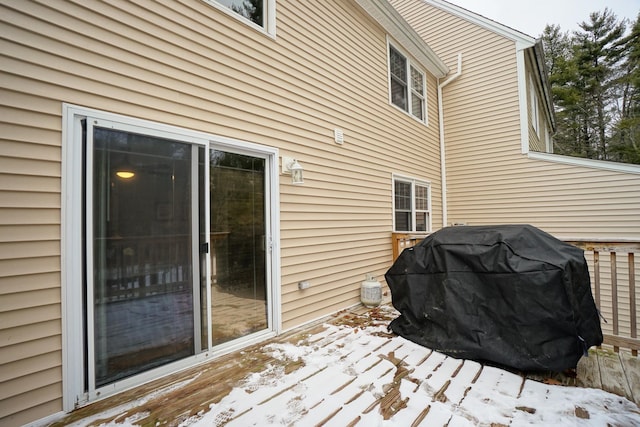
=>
[282,156,304,185]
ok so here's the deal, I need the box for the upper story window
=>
[393,176,431,232]
[529,75,539,135]
[207,0,275,35]
[388,43,427,124]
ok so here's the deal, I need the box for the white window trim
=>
[392,174,432,233]
[61,104,281,410]
[517,49,530,154]
[387,37,429,126]
[545,125,553,153]
[202,0,276,38]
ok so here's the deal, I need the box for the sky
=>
[446,0,640,38]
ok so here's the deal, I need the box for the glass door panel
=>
[92,127,195,387]
[209,150,267,345]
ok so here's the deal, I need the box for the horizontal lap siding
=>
[0,0,442,423]
[392,0,640,239]
[0,83,62,425]
[276,1,442,329]
[447,160,640,237]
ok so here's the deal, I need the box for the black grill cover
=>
[386,225,603,372]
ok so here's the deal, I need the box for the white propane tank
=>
[361,273,382,307]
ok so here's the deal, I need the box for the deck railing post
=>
[594,251,601,310]
[611,251,619,352]
[391,233,428,262]
[630,252,637,356]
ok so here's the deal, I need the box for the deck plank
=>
[597,350,634,401]
[576,350,602,389]
[445,359,483,405]
[620,352,640,403]
[417,401,452,426]
[50,306,640,426]
[456,366,523,426]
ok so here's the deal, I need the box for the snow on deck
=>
[55,306,640,426]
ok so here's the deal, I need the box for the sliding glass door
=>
[209,150,267,345]
[82,116,275,395]
[90,126,199,387]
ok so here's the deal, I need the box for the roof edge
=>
[424,0,536,48]
[356,0,449,78]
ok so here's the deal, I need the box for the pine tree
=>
[573,9,626,160]
[609,13,640,164]
[541,25,581,157]
[544,9,637,163]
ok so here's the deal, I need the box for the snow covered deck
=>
[53,306,640,426]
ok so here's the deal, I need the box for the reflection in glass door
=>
[90,126,197,387]
[83,117,274,395]
[209,150,268,345]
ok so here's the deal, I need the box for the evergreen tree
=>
[541,25,581,157]
[609,13,640,164]
[572,9,626,160]
[543,9,640,164]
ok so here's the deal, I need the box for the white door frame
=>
[61,104,281,410]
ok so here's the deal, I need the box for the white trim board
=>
[528,151,640,175]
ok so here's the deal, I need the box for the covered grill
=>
[386,225,603,372]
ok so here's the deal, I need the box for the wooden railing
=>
[391,233,640,355]
[391,233,429,261]
[566,240,640,355]
[96,235,192,303]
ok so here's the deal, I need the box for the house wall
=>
[0,0,444,424]
[392,0,640,240]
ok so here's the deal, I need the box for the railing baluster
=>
[594,250,600,310]
[630,252,637,357]
[611,251,619,352]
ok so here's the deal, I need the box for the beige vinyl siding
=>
[392,0,640,239]
[1,92,63,425]
[1,0,443,423]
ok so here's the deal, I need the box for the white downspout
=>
[437,53,462,228]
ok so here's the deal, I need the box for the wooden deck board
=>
[621,352,640,404]
[576,350,601,389]
[598,350,634,401]
[51,306,640,426]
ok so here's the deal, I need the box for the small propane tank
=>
[361,273,382,307]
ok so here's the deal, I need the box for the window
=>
[529,75,539,135]
[393,176,431,232]
[206,0,275,35]
[388,43,426,123]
